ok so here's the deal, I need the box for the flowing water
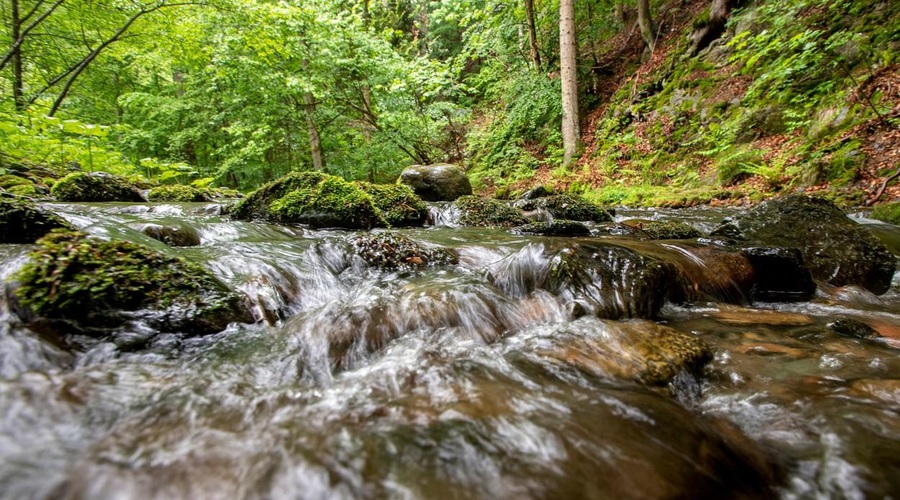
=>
[1,201,899,499]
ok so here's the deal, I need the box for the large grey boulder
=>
[398,164,472,202]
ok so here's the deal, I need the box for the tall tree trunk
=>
[524,0,541,71]
[559,0,580,166]
[304,91,324,171]
[637,0,657,53]
[11,0,24,110]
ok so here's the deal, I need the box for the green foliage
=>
[12,230,239,326]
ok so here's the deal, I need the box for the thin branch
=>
[0,0,66,73]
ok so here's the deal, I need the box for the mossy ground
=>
[871,202,900,225]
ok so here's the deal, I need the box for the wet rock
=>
[398,163,473,202]
[0,173,34,191]
[663,245,755,304]
[50,172,146,202]
[520,318,713,385]
[0,197,75,244]
[7,230,252,345]
[512,220,591,237]
[357,182,427,227]
[707,305,814,326]
[618,219,702,239]
[232,171,388,229]
[741,247,816,302]
[515,194,614,222]
[545,243,675,319]
[519,185,553,200]
[147,185,212,202]
[827,318,881,340]
[712,195,896,295]
[455,196,528,227]
[350,232,458,271]
[140,223,202,247]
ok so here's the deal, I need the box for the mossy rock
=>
[871,202,900,225]
[9,230,252,340]
[0,197,75,244]
[0,174,33,190]
[269,176,388,229]
[512,220,591,237]
[51,172,146,202]
[147,185,212,202]
[358,182,427,226]
[350,232,458,270]
[712,195,895,294]
[516,194,614,222]
[619,219,702,240]
[231,171,330,220]
[6,184,38,197]
[455,196,528,227]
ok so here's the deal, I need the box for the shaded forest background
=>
[0,0,898,207]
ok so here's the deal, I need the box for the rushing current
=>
[1,200,899,499]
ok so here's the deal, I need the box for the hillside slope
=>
[507,0,900,208]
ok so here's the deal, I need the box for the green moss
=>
[619,219,702,239]
[148,184,211,202]
[517,194,614,222]
[0,174,33,190]
[51,172,146,202]
[269,176,388,229]
[6,184,37,196]
[231,171,329,220]
[871,202,900,225]
[358,182,427,226]
[513,220,591,237]
[456,196,528,227]
[12,230,248,334]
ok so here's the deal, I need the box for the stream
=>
[1,201,899,499]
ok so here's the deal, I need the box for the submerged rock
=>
[512,220,591,237]
[455,196,528,227]
[828,318,881,340]
[398,163,472,201]
[358,182,428,227]
[350,232,458,270]
[51,172,146,202]
[0,196,74,244]
[515,194,614,222]
[712,195,895,295]
[8,230,252,345]
[147,185,212,202]
[140,223,202,247]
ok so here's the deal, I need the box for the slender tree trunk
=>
[304,92,324,171]
[11,0,24,110]
[559,0,580,166]
[637,0,656,53]
[524,0,541,71]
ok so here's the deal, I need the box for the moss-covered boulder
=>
[712,195,895,294]
[51,172,146,202]
[0,197,75,243]
[871,202,900,225]
[350,232,458,270]
[0,174,34,190]
[231,171,329,220]
[618,219,702,240]
[358,182,427,226]
[398,163,473,201]
[147,185,212,202]
[455,196,528,227]
[269,176,388,229]
[8,231,252,340]
[515,194,614,222]
[512,220,591,237]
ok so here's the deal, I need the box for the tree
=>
[559,0,579,166]
[524,0,541,71]
[637,0,656,53]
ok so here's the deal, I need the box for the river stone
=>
[0,196,74,244]
[618,219,702,240]
[141,223,202,247]
[8,230,252,345]
[398,164,473,201]
[515,194,614,222]
[739,247,815,302]
[350,232,458,270]
[50,172,146,202]
[512,220,591,237]
[545,243,675,319]
[712,195,896,295]
[455,196,528,227]
[519,318,712,385]
[519,185,553,200]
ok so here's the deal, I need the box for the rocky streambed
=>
[0,184,899,498]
